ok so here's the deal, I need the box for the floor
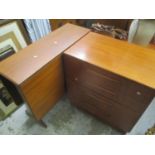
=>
[0,95,155,135]
[0,97,120,135]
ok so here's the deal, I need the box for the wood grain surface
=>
[63,54,155,132]
[64,32,155,89]
[0,24,90,85]
[20,55,64,120]
[0,24,90,120]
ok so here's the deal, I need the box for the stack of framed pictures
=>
[0,19,30,120]
[0,19,30,52]
[0,45,15,61]
[0,80,18,120]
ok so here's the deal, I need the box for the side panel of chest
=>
[20,55,64,120]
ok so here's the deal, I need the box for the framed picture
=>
[0,45,15,61]
[0,20,30,119]
[0,80,17,120]
[0,19,30,52]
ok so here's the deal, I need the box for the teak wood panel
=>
[20,55,64,120]
[67,81,140,132]
[120,80,155,112]
[63,54,155,132]
[64,55,122,101]
[0,24,90,85]
[64,32,155,89]
[64,55,154,111]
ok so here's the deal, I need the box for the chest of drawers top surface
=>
[0,24,90,85]
[64,32,155,89]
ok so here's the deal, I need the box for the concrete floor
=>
[0,96,155,135]
[0,97,121,135]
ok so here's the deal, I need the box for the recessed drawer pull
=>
[75,77,78,81]
[136,91,142,96]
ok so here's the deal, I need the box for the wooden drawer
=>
[67,81,140,132]
[119,79,155,112]
[21,56,64,120]
[64,54,155,132]
[67,80,115,109]
[63,55,82,81]
[64,55,123,101]
[64,55,154,113]
[64,55,122,81]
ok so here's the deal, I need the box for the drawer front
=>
[63,55,82,81]
[64,54,155,132]
[120,79,155,112]
[67,80,115,110]
[67,81,140,132]
[21,56,64,120]
[64,55,155,112]
[79,66,122,100]
[64,55,123,101]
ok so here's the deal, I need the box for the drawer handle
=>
[136,91,142,96]
[75,78,78,81]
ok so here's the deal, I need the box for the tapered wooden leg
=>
[25,109,47,128]
[25,109,33,117]
[39,120,47,128]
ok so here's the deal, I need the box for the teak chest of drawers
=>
[0,24,90,121]
[63,32,155,132]
[0,24,155,132]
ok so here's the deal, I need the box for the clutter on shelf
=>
[91,23,128,40]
